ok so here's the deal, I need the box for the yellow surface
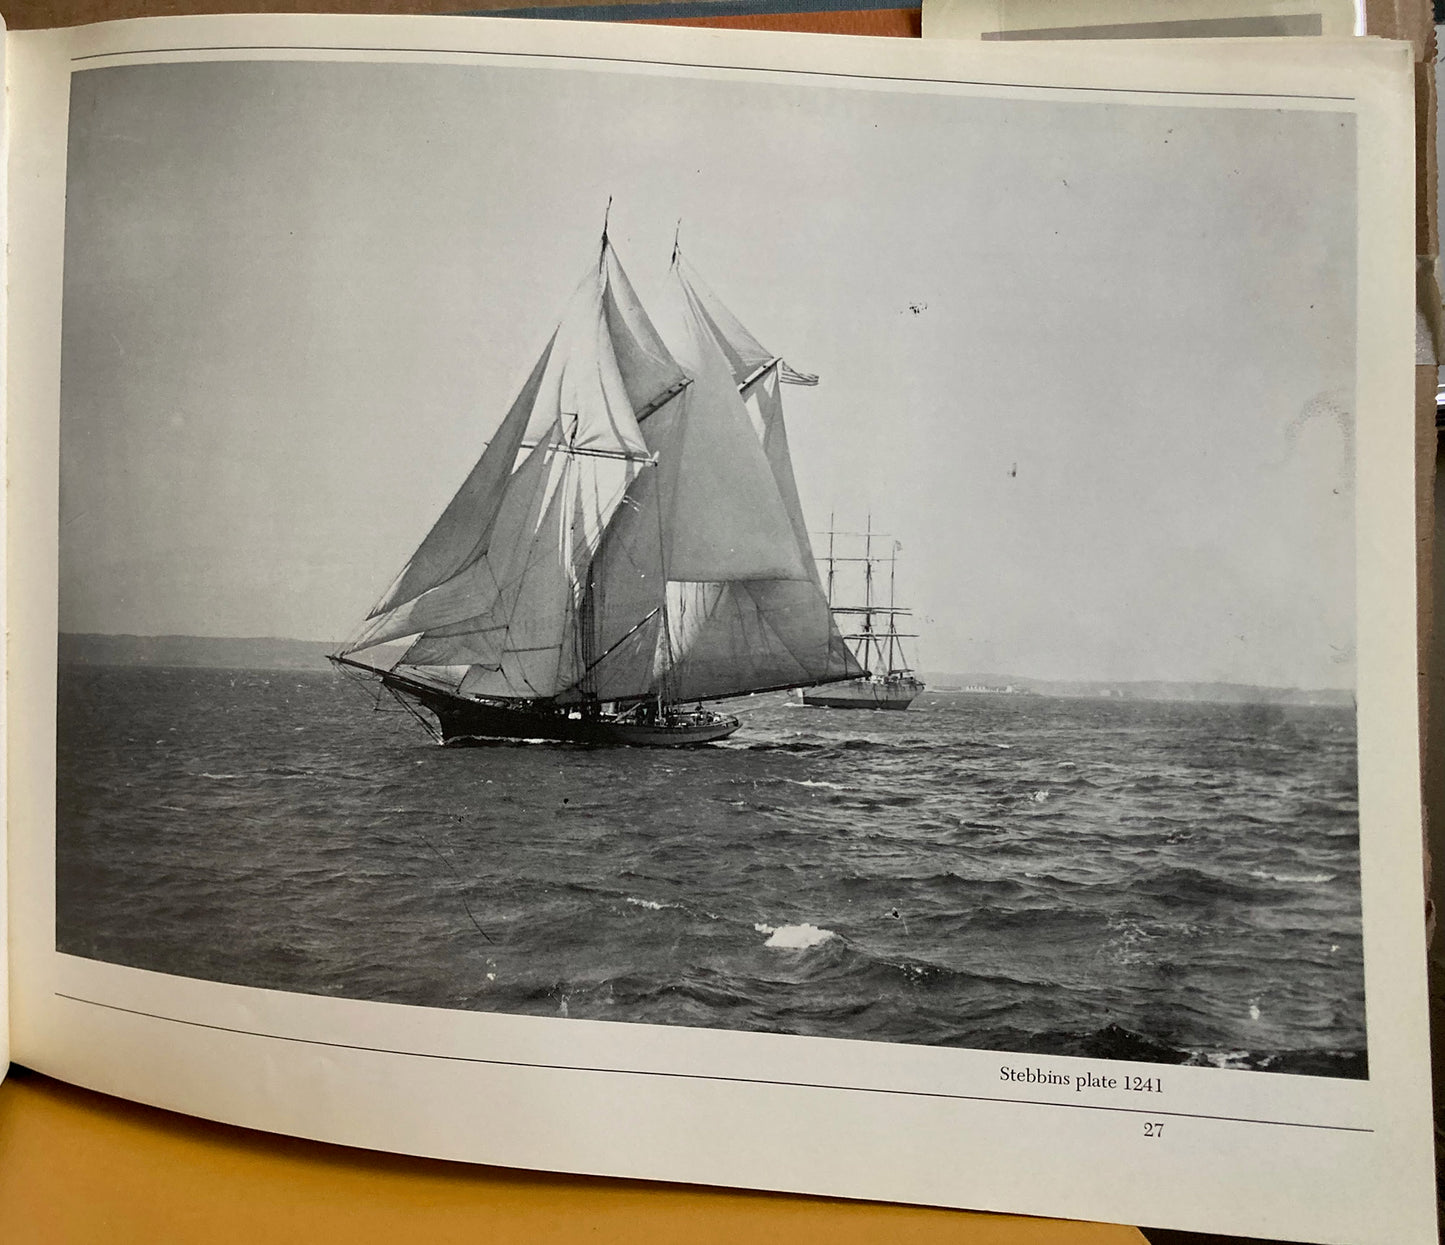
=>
[0,1068,1146,1244]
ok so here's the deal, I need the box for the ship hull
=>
[800,677,923,710]
[408,684,740,747]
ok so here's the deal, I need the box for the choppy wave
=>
[56,667,1366,1078]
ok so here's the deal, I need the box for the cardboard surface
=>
[0,1068,1146,1244]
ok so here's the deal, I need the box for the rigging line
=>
[388,684,444,744]
[560,607,664,694]
[332,660,389,714]
[420,837,496,945]
[333,660,439,729]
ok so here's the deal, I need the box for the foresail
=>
[566,401,674,702]
[350,243,688,700]
[352,335,554,632]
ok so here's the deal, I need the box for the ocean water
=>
[56,665,1366,1077]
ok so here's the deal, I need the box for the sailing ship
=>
[331,225,864,746]
[799,518,924,710]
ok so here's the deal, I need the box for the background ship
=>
[800,517,924,710]
[332,226,864,745]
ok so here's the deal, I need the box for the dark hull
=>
[408,685,739,747]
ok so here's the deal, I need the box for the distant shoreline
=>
[59,633,337,672]
[57,633,1355,708]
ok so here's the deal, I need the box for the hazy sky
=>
[58,56,1357,687]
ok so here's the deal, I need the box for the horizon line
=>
[57,633,1355,696]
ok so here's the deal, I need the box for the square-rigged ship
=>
[331,230,865,746]
[799,519,925,710]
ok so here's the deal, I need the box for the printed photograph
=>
[55,52,1363,1075]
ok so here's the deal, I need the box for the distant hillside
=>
[56,639,1354,706]
[919,672,1352,708]
[60,634,337,671]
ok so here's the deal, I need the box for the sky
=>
[58,54,1357,688]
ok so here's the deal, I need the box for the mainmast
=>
[863,514,876,673]
[826,511,836,607]
[887,540,898,673]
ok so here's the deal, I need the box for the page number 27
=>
[1143,1122,1165,1138]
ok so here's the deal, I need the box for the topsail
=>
[337,235,861,742]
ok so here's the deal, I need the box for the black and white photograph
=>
[54,46,1364,1082]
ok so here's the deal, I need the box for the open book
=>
[2,13,1434,1242]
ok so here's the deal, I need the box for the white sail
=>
[669,257,773,386]
[344,237,860,707]
[360,335,554,625]
[345,247,675,695]
[639,257,865,700]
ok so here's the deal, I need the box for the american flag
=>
[779,361,819,386]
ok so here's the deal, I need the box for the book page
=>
[5,15,1432,1241]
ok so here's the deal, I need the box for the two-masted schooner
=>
[331,228,864,746]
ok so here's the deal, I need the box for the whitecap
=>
[757,922,836,950]
[1203,1050,1254,1070]
[626,897,670,911]
[1248,869,1334,885]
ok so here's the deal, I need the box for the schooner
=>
[331,227,864,745]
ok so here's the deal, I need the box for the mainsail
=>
[340,238,862,710]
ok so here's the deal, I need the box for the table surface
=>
[0,1068,1148,1244]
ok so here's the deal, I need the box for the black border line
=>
[58,994,1373,1134]
[66,42,1357,102]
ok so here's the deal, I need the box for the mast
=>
[575,211,603,711]
[654,470,675,714]
[826,512,836,608]
[863,514,875,675]
[887,541,898,675]
[808,521,918,682]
